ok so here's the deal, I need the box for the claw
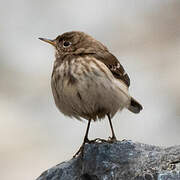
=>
[73,145,84,158]
[73,138,90,158]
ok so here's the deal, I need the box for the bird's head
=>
[39,31,107,58]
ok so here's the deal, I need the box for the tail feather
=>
[128,97,143,114]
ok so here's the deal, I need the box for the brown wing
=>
[90,51,130,87]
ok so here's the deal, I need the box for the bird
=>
[39,31,143,156]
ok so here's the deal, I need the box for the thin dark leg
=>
[83,119,91,143]
[73,119,91,157]
[107,114,117,141]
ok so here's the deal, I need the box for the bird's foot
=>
[73,144,84,158]
[89,137,117,143]
[73,138,90,158]
[92,138,109,143]
[73,138,107,158]
[73,137,118,158]
[108,136,117,143]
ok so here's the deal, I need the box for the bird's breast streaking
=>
[51,55,130,121]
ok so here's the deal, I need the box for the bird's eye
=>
[63,41,71,47]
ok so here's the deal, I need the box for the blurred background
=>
[1,0,180,179]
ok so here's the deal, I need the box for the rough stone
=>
[36,140,180,180]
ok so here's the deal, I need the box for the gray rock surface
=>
[36,140,180,180]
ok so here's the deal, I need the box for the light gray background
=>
[1,0,180,180]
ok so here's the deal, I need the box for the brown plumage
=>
[39,31,143,156]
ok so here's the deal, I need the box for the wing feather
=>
[90,51,130,87]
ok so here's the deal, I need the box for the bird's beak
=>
[39,37,56,47]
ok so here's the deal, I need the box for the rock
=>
[36,140,180,180]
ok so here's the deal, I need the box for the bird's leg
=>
[83,119,91,143]
[107,114,117,142]
[73,119,91,158]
